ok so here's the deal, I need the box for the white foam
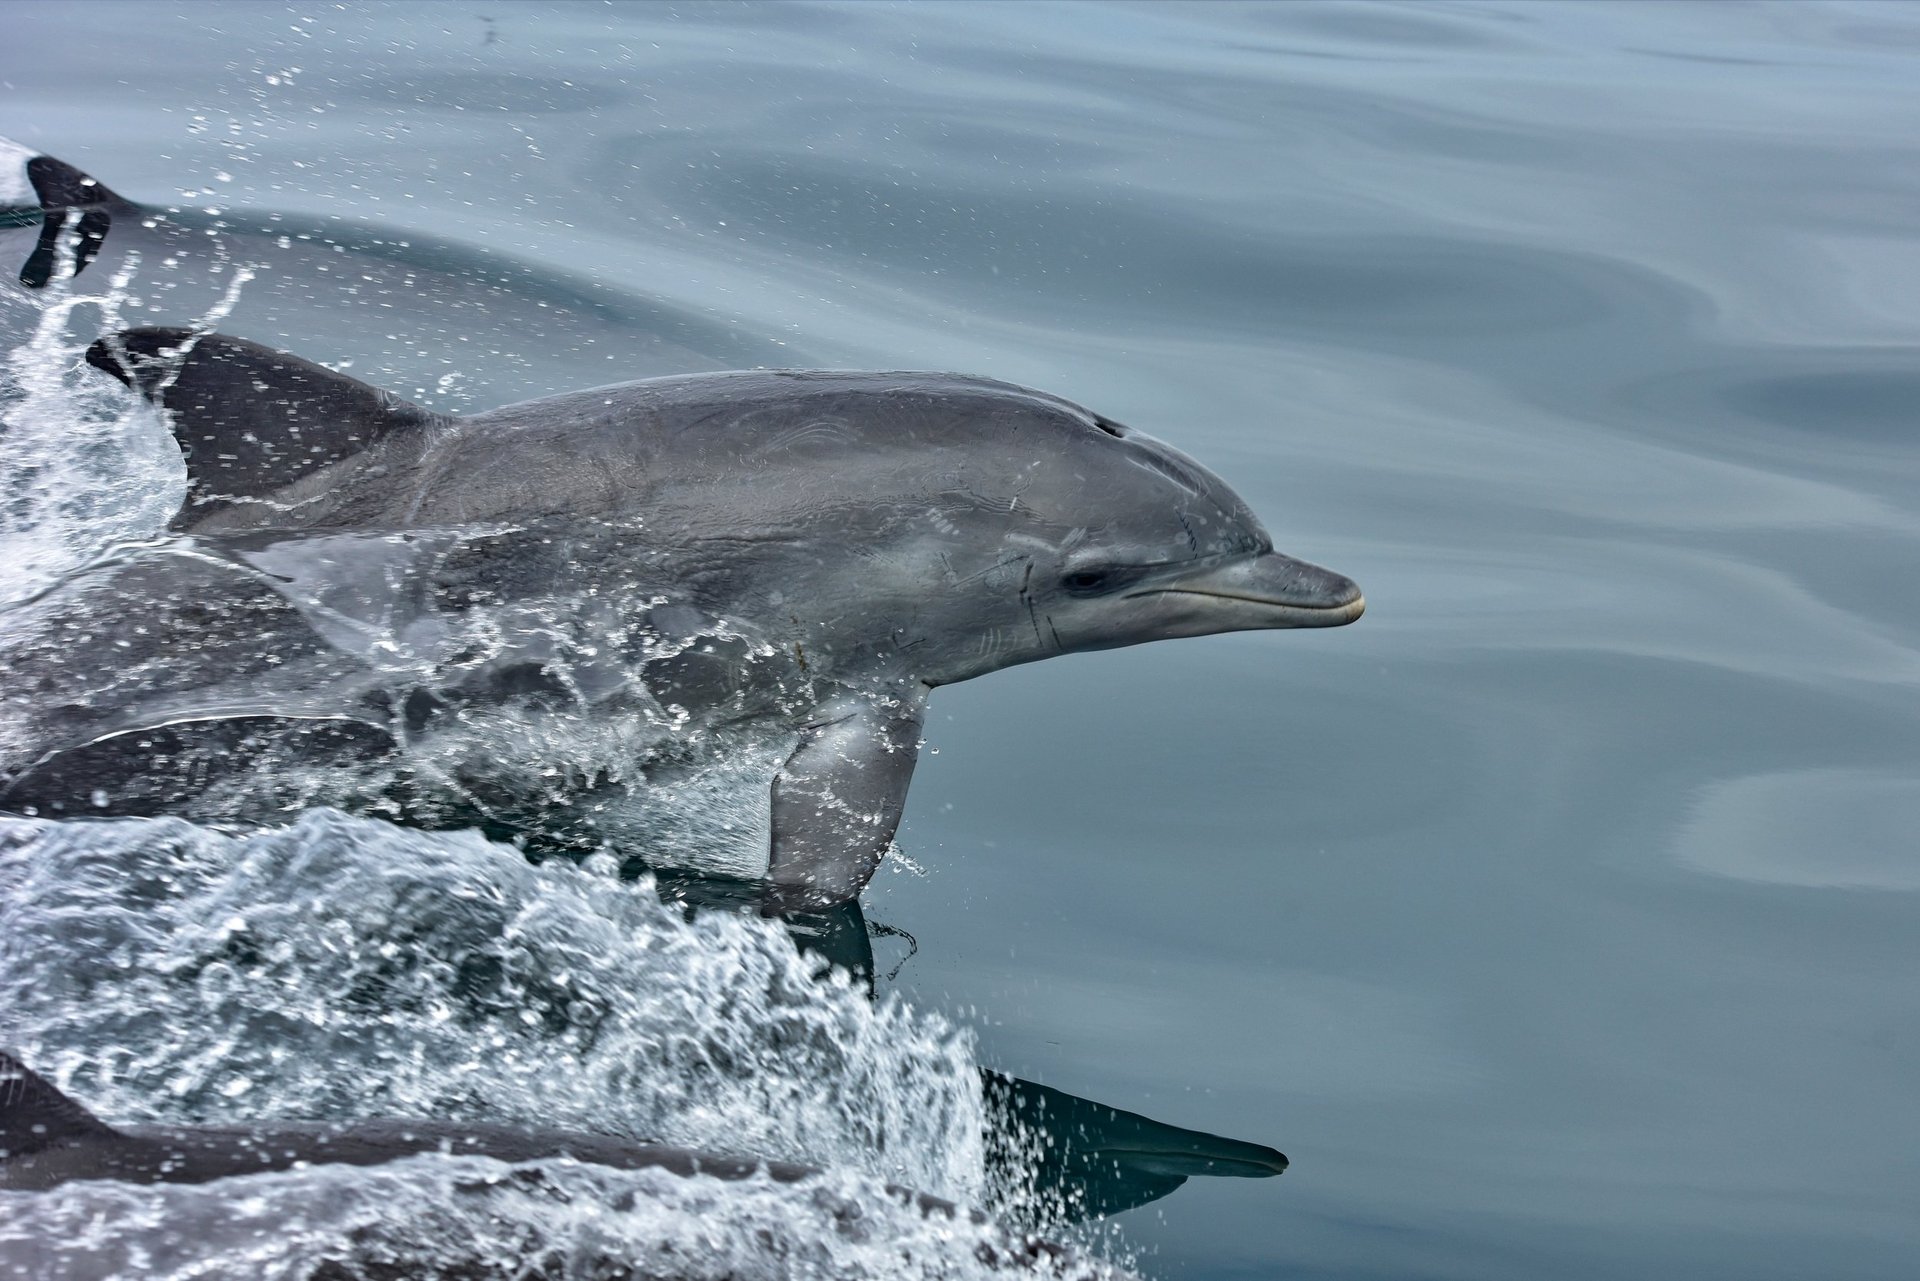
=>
[0,1155,1132,1281]
[0,810,988,1200]
[0,136,38,207]
[0,247,253,605]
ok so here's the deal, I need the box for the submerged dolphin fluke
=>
[0,138,127,212]
[0,136,127,288]
[982,1072,1286,1223]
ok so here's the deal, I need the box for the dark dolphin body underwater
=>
[0,140,1362,911]
[0,1048,924,1200]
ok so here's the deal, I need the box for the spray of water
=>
[0,224,251,605]
[0,218,1142,1280]
[0,810,985,1201]
[0,1154,1129,1280]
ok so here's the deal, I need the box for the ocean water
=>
[2,2,1919,1279]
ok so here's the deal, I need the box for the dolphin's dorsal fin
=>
[86,327,444,529]
[0,1050,119,1159]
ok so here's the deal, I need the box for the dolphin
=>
[0,1047,911,1195]
[0,324,1362,907]
[0,1049,1117,1279]
[0,137,785,398]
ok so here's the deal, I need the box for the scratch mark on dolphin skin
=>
[1020,562,1042,647]
[1177,511,1201,553]
[763,417,850,455]
[1131,450,1203,496]
[1046,614,1063,651]
[956,553,1026,586]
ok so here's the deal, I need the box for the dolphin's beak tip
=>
[1237,1145,1291,1177]
[1311,571,1364,626]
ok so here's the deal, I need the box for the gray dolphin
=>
[0,325,1361,906]
[0,1050,1114,1279]
[0,137,783,397]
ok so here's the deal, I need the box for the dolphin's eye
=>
[1060,564,1145,597]
[1063,570,1109,594]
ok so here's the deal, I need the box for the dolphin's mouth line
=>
[1126,588,1366,616]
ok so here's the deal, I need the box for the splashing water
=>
[0,1154,1128,1281]
[0,810,985,1201]
[0,809,1129,1277]
[0,230,250,606]
[0,208,1135,1281]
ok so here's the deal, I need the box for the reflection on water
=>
[4,1,1920,1278]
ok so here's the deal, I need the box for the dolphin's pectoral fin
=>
[764,689,927,911]
[84,328,447,530]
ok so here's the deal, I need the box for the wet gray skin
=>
[0,1051,1116,1280]
[0,324,1361,909]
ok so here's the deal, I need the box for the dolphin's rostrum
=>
[0,327,1362,906]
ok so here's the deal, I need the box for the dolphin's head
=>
[751,376,1364,687]
[599,371,1360,689]
[1006,420,1363,663]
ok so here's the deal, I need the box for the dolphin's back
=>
[5,1116,812,1193]
[0,1051,1118,1275]
[1,1047,826,1196]
[294,367,1092,536]
[83,329,1106,536]
[458,367,1097,465]
[0,1049,118,1163]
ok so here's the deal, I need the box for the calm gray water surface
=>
[5,2,1920,1278]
